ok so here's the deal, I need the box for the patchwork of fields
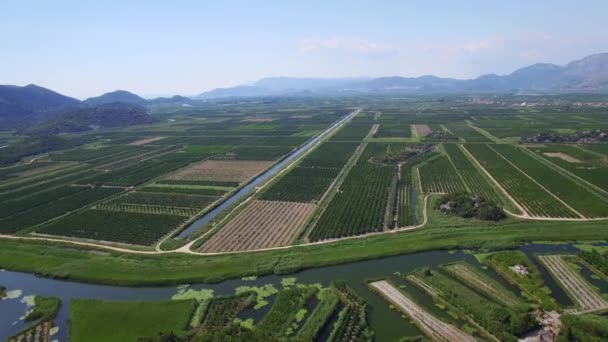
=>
[1,99,607,253]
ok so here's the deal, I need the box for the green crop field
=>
[418,155,466,194]
[464,144,578,218]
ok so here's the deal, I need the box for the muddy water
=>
[0,243,591,341]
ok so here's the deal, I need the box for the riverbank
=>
[1,208,607,286]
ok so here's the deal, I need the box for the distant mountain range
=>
[1,53,607,133]
[196,53,608,98]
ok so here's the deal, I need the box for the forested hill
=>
[21,102,157,136]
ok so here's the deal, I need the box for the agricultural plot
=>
[310,164,394,241]
[330,123,373,141]
[375,124,412,138]
[166,160,273,184]
[128,136,166,145]
[397,165,416,227]
[369,280,475,342]
[197,294,254,333]
[485,251,557,309]
[443,122,492,142]
[140,185,228,197]
[212,145,293,161]
[0,187,122,234]
[442,262,522,308]
[491,144,608,218]
[442,144,502,204]
[581,144,608,156]
[69,299,196,342]
[539,255,608,314]
[107,192,217,209]
[37,209,186,245]
[330,282,372,342]
[261,142,358,202]
[418,155,466,194]
[527,144,608,193]
[201,200,315,252]
[465,144,578,218]
[407,268,536,341]
[412,124,432,137]
[258,287,317,336]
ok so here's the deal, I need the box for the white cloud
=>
[299,37,398,56]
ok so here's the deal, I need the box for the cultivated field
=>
[413,124,432,137]
[128,136,166,145]
[539,255,608,314]
[166,160,273,183]
[201,200,315,252]
[465,144,578,218]
[418,155,465,194]
[369,280,475,342]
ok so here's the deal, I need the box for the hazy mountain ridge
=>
[197,53,608,98]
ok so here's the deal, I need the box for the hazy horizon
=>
[2,0,607,99]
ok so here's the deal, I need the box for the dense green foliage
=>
[558,314,608,342]
[311,164,394,240]
[258,286,317,336]
[329,281,373,342]
[38,209,185,245]
[435,192,506,221]
[0,135,88,166]
[411,268,536,341]
[579,249,608,276]
[375,124,412,138]
[297,288,340,340]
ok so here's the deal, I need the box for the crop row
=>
[397,166,415,227]
[0,187,123,234]
[140,186,228,197]
[310,164,394,241]
[464,144,578,218]
[527,144,608,192]
[442,144,501,204]
[330,123,373,142]
[260,167,340,202]
[375,124,412,138]
[492,144,608,218]
[418,155,466,194]
[408,268,536,341]
[261,141,358,202]
[1,185,87,219]
[258,287,318,336]
[109,192,217,209]
[328,282,372,342]
[96,203,199,217]
[212,145,293,161]
[443,122,491,143]
[37,209,185,245]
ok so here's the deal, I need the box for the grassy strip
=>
[297,288,340,340]
[0,285,5,298]
[69,299,196,342]
[24,296,61,322]
[1,214,608,285]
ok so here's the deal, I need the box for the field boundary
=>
[486,144,586,219]
[460,144,529,217]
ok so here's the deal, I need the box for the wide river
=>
[1,243,581,341]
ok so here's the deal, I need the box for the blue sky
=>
[1,1,607,98]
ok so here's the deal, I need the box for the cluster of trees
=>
[435,192,506,221]
[579,249,608,275]
[522,129,608,144]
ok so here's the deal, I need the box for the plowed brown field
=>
[201,200,315,252]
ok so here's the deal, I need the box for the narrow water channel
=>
[174,109,359,239]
